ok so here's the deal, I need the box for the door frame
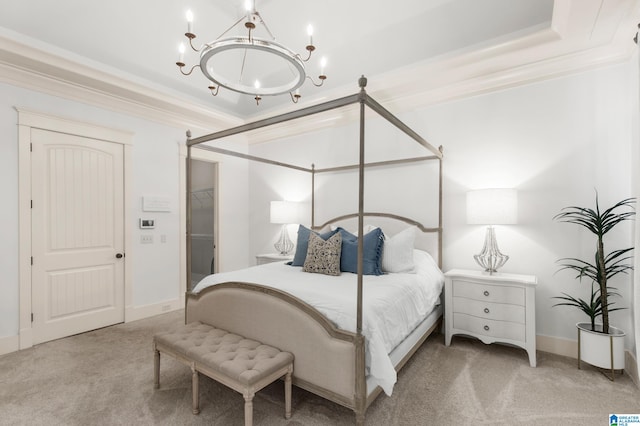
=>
[17,108,133,350]
[179,145,220,295]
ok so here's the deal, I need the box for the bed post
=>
[355,75,367,426]
[183,78,442,422]
[311,163,316,228]
[186,131,193,298]
[438,146,443,270]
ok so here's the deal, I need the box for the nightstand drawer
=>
[453,313,525,341]
[453,280,524,305]
[452,297,525,323]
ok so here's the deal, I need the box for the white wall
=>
[248,60,637,349]
[431,61,635,348]
[631,46,640,363]
[0,85,20,339]
[0,57,634,354]
[0,81,250,341]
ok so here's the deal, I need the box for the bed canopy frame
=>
[185,76,443,424]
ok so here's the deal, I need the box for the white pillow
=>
[382,226,416,273]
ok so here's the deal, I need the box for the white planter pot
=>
[577,322,625,371]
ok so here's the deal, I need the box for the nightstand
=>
[256,253,294,265]
[444,269,538,367]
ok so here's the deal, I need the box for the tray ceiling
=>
[0,0,638,135]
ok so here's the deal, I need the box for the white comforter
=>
[192,249,444,395]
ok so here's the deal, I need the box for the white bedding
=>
[192,249,444,395]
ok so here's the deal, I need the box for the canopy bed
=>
[184,76,443,424]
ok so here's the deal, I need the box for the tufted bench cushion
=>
[153,321,293,426]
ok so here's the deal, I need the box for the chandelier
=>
[176,1,327,105]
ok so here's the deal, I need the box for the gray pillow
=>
[302,232,342,276]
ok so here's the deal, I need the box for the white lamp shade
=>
[270,201,299,224]
[466,189,518,225]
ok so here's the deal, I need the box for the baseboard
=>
[0,301,182,357]
[0,334,20,356]
[537,334,640,387]
[625,350,639,387]
[536,334,577,359]
[124,298,182,323]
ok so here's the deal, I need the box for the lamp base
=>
[274,225,294,255]
[474,226,509,274]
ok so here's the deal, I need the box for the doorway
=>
[190,159,218,289]
[18,109,132,348]
[31,129,125,343]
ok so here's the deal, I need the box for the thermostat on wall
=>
[139,218,155,229]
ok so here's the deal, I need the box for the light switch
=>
[141,235,153,244]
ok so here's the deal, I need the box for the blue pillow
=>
[336,227,384,275]
[290,225,339,266]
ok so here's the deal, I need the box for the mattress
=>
[193,249,444,395]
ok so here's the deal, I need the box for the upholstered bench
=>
[153,321,293,426]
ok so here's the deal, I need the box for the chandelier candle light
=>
[270,201,299,255]
[176,0,328,105]
[466,189,518,274]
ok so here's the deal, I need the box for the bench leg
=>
[244,392,254,426]
[284,365,292,420]
[191,365,200,415]
[153,346,160,389]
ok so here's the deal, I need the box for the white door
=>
[31,128,125,344]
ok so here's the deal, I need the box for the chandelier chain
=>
[253,11,276,40]
[239,48,248,84]
[215,15,246,41]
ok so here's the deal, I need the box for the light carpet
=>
[1,310,638,425]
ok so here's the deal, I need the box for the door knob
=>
[116,253,124,259]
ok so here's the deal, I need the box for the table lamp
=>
[466,188,517,274]
[270,201,299,255]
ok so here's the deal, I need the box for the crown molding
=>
[0,0,638,144]
[0,34,242,133]
[243,0,640,144]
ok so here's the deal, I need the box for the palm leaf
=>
[554,207,599,234]
[600,198,636,234]
[552,293,599,314]
[553,194,634,333]
[554,196,635,236]
[556,258,598,282]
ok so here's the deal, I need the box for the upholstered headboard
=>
[312,212,441,268]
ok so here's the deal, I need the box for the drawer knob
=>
[483,290,490,297]
[484,325,490,331]
[484,308,490,314]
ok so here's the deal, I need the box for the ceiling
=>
[0,0,638,135]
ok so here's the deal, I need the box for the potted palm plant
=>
[553,195,635,379]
